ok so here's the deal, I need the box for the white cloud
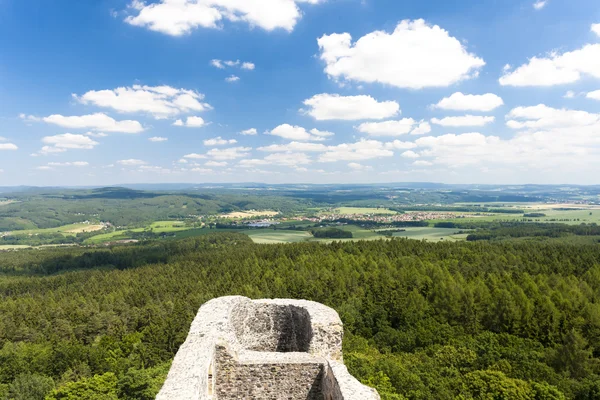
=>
[191,167,213,173]
[149,136,168,142]
[211,59,225,69]
[118,159,147,166]
[319,139,394,162]
[183,153,206,159]
[204,137,237,146]
[506,104,599,130]
[258,141,328,152]
[264,152,312,166]
[205,161,228,167]
[239,159,270,167]
[302,94,399,121]
[0,143,18,150]
[35,166,53,171]
[125,0,325,36]
[433,92,504,112]
[347,162,372,171]
[586,90,600,100]
[240,128,257,135]
[357,118,420,137]
[139,165,174,174]
[241,62,255,70]
[173,116,206,127]
[564,91,576,99]
[384,140,417,150]
[318,19,485,89]
[74,85,211,119]
[413,160,433,167]
[47,161,89,167]
[401,150,420,159]
[499,43,600,87]
[267,124,331,141]
[207,147,251,160]
[593,24,600,37]
[35,134,99,155]
[431,115,495,127]
[410,121,431,136]
[43,113,144,133]
[533,0,547,10]
[226,75,240,82]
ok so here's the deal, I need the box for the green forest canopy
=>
[1,234,600,399]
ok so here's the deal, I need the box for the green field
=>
[7,222,106,236]
[391,227,469,242]
[431,206,600,225]
[84,221,193,244]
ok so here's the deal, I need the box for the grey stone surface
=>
[156,296,379,400]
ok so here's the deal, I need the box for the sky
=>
[1,0,599,186]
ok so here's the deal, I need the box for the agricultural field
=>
[220,210,279,219]
[84,221,193,244]
[328,207,398,215]
[390,227,469,242]
[246,230,313,244]
[6,222,106,237]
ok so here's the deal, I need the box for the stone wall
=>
[215,344,325,400]
[156,296,380,400]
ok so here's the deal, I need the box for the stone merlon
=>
[157,296,380,400]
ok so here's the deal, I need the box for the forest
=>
[1,233,600,399]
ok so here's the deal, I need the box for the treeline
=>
[390,206,525,214]
[310,228,353,238]
[1,235,600,398]
[466,223,600,241]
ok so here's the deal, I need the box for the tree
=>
[5,373,54,400]
[45,373,118,400]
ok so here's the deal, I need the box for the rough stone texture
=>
[157,296,379,400]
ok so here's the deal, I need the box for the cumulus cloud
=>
[258,141,328,152]
[240,128,257,135]
[42,113,144,133]
[173,116,206,127]
[318,19,485,89]
[0,143,18,150]
[183,153,206,159]
[499,42,600,86]
[264,152,312,166]
[431,115,495,127]
[226,75,240,83]
[205,161,228,167]
[149,136,168,142]
[267,124,332,141]
[356,119,431,137]
[347,162,372,171]
[302,94,399,121]
[74,85,211,119]
[319,139,394,162]
[118,159,147,166]
[433,92,504,112]
[204,137,237,146]
[586,90,600,100]
[34,134,99,155]
[401,150,420,159]
[506,104,599,130]
[241,62,255,70]
[384,140,417,150]
[212,60,255,70]
[125,0,325,36]
[533,0,547,10]
[47,161,89,167]
[564,91,576,99]
[593,24,600,37]
[207,147,251,160]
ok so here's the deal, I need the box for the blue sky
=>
[1,0,599,186]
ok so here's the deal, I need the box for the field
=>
[390,227,469,241]
[220,210,279,218]
[246,230,313,244]
[84,221,192,244]
[329,207,398,215]
[6,222,107,236]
